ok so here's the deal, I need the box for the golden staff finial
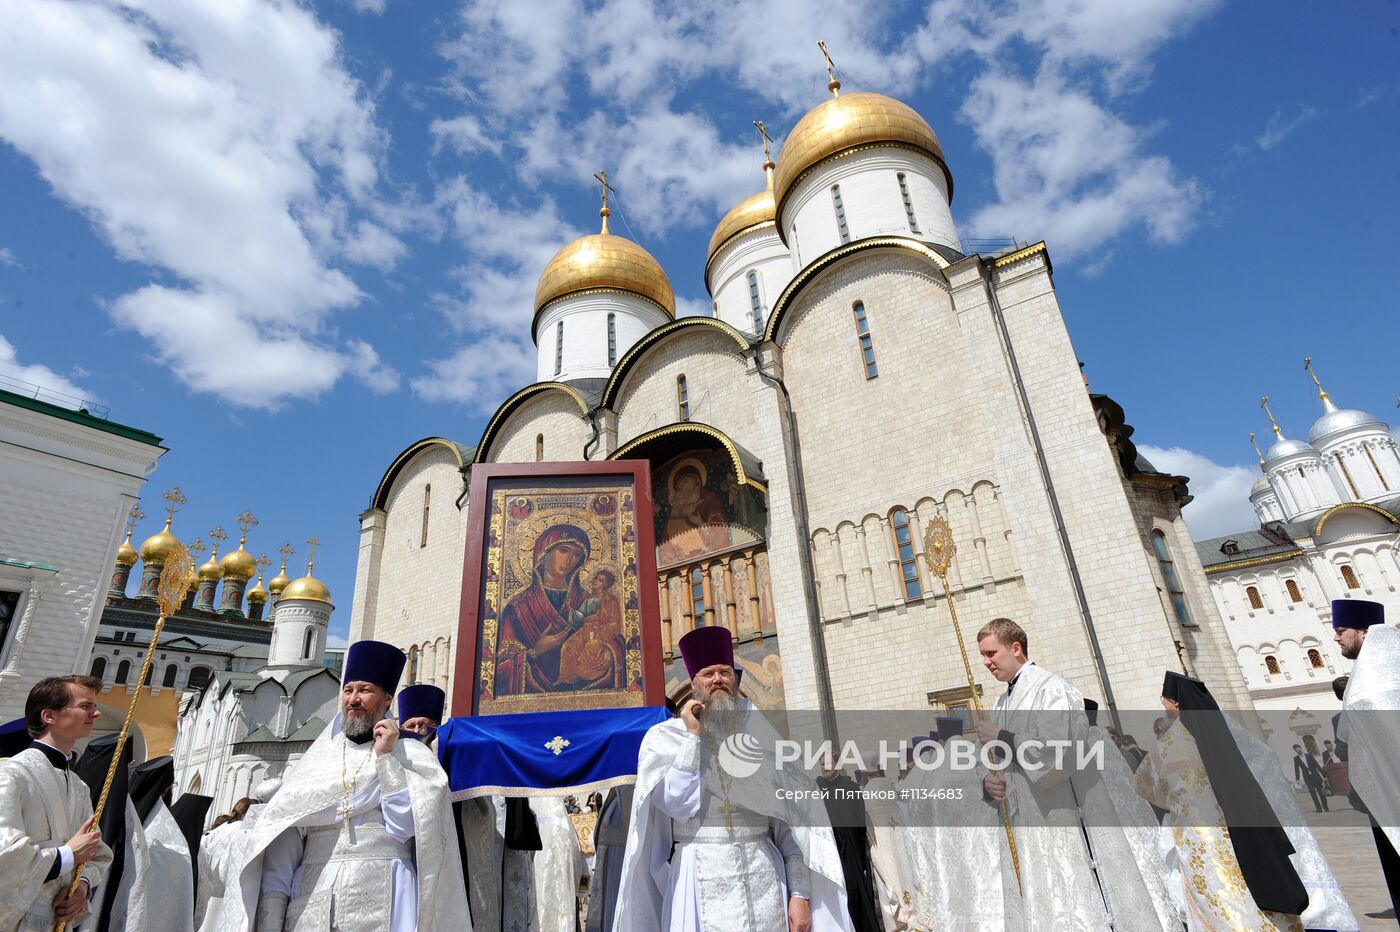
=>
[923,514,1021,890]
[56,543,196,932]
[1260,395,1284,440]
[161,487,186,526]
[593,168,616,234]
[125,503,145,539]
[1249,432,1264,466]
[208,525,228,558]
[817,40,841,96]
[1304,356,1338,412]
[306,536,320,574]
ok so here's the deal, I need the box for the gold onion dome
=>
[139,519,181,564]
[707,168,776,268]
[281,574,332,606]
[533,210,676,332]
[198,552,224,581]
[268,564,292,598]
[116,533,139,568]
[772,91,949,222]
[220,544,257,582]
[246,577,269,605]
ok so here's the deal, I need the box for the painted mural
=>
[652,450,766,568]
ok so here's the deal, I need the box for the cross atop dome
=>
[817,40,841,97]
[593,168,616,233]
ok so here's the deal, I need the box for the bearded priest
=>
[613,626,850,932]
[213,640,469,932]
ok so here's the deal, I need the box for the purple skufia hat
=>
[936,716,963,742]
[1332,598,1383,630]
[343,640,407,694]
[398,684,445,723]
[679,626,734,679]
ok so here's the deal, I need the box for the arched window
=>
[116,659,131,685]
[90,656,107,681]
[162,663,178,688]
[677,375,690,421]
[536,434,544,462]
[831,184,850,243]
[690,567,706,623]
[896,172,921,234]
[1246,586,1264,610]
[554,320,564,376]
[1264,655,1280,675]
[607,312,617,366]
[187,666,211,690]
[420,484,431,548]
[1307,648,1325,669]
[889,508,922,600]
[302,627,315,660]
[852,301,877,379]
[1286,579,1303,602]
[409,646,420,685]
[1340,564,1361,589]
[1151,530,1194,626]
[747,271,762,333]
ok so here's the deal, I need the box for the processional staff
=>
[923,514,1022,891]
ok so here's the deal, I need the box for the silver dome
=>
[1307,407,1386,445]
[1249,475,1273,498]
[1264,437,1317,463]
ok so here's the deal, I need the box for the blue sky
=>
[1,0,1396,645]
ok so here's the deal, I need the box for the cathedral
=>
[348,69,1253,723]
[1196,369,1400,754]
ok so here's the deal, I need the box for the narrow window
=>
[1307,648,1325,669]
[1341,565,1361,589]
[187,666,211,690]
[1363,443,1391,491]
[852,301,878,379]
[536,434,544,462]
[0,590,18,654]
[1152,530,1195,625]
[607,313,617,367]
[831,184,850,244]
[555,320,564,376]
[747,271,762,333]
[897,172,921,234]
[303,627,315,660]
[162,664,178,688]
[420,484,431,548]
[890,508,922,600]
[1246,586,1264,610]
[1265,655,1281,675]
[1286,579,1303,602]
[690,567,706,622]
[116,659,131,685]
[409,646,420,685]
[677,375,690,421]
[91,656,107,681]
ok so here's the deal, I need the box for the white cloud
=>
[0,0,401,409]
[1139,444,1260,540]
[0,333,91,403]
[326,631,349,649]
[1255,105,1321,151]
[0,248,22,269]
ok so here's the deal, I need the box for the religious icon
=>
[653,451,765,568]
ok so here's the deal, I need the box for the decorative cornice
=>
[775,142,954,241]
[372,437,467,510]
[705,220,779,286]
[992,241,1048,269]
[609,421,767,494]
[475,382,590,465]
[600,317,751,411]
[532,287,674,341]
[1204,551,1301,575]
[1312,500,1400,538]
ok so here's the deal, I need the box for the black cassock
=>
[815,773,881,932]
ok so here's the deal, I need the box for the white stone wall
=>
[490,392,593,464]
[612,329,760,448]
[709,228,792,337]
[1320,431,1400,502]
[268,599,330,667]
[536,292,671,383]
[0,400,161,719]
[781,148,957,268]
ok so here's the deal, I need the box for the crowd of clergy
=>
[1,598,1395,932]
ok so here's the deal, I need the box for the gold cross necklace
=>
[340,731,372,820]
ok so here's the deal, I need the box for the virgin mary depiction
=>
[495,524,592,695]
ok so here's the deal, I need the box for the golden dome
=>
[268,563,292,598]
[139,520,181,563]
[246,577,269,605]
[220,544,257,582]
[281,575,332,606]
[116,533,139,568]
[534,226,675,331]
[706,164,778,271]
[198,552,224,581]
[773,92,949,223]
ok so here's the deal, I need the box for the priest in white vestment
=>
[1337,599,1400,917]
[128,756,196,931]
[198,781,279,932]
[529,795,586,932]
[214,640,470,932]
[613,626,850,932]
[863,756,926,931]
[0,675,112,931]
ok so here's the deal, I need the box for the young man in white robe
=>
[613,626,851,932]
[975,617,1167,931]
[0,675,112,930]
[213,640,470,932]
[1336,598,1400,918]
[128,757,196,932]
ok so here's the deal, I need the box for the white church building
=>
[348,69,1253,730]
